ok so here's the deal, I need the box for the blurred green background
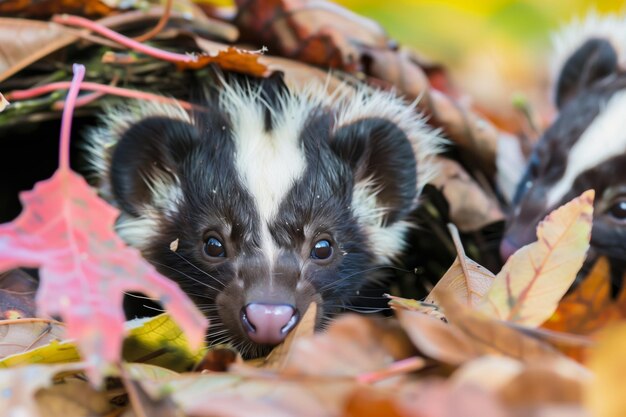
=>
[334,0,624,128]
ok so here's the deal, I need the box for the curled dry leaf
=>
[396,309,481,365]
[0,318,66,359]
[438,291,576,365]
[478,190,594,327]
[0,18,78,83]
[175,46,270,76]
[387,294,446,321]
[425,223,496,308]
[0,0,114,18]
[428,158,504,232]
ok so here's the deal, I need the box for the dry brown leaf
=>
[478,190,594,327]
[0,0,114,18]
[425,223,496,308]
[0,318,66,359]
[396,309,480,365]
[429,158,504,232]
[387,294,447,321]
[161,373,356,417]
[0,363,84,417]
[262,303,317,371]
[280,314,415,377]
[0,93,9,113]
[175,46,269,76]
[439,291,575,365]
[585,323,626,417]
[0,18,79,83]
[35,378,114,417]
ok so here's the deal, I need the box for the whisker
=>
[152,260,223,293]
[170,251,226,288]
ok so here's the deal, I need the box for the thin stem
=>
[52,14,196,64]
[59,64,85,171]
[7,81,194,110]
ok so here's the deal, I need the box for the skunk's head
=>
[87,74,441,356]
[502,13,626,274]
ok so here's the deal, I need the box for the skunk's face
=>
[502,35,626,273]
[88,75,440,356]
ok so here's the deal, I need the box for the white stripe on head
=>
[551,11,626,91]
[220,81,312,271]
[547,91,626,207]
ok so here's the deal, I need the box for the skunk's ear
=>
[330,117,417,226]
[556,38,618,108]
[110,117,199,216]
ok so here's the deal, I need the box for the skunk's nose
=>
[241,303,299,345]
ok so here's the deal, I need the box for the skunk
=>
[86,73,442,356]
[502,13,626,286]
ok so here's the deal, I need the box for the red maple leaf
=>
[0,64,208,383]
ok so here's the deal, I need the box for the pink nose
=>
[241,304,299,345]
[499,238,519,262]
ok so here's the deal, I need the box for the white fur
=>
[547,91,626,207]
[351,179,410,263]
[551,11,626,92]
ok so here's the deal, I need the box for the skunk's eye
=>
[311,240,332,260]
[609,200,626,221]
[204,237,226,258]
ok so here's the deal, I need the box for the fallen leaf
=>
[122,314,207,373]
[543,257,622,335]
[439,291,575,365]
[477,190,594,326]
[155,373,356,417]
[387,294,447,321]
[0,318,66,359]
[35,378,115,417]
[586,323,626,417]
[428,158,504,232]
[0,363,85,417]
[263,303,316,371]
[0,18,79,83]
[280,314,415,377]
[425,223,496,308]
[0,0,114,18]
[0,64,207,384]
[175,46,269,76]
[396,309,480,365]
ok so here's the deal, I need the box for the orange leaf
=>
[543,257,621,334]
[586,323,626,417]
[477,190,594,326]
[175,46,269,76]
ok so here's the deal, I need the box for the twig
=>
[356,357,426,384]
[6,81,194,110]
[52,14,196,64]
[134,0,174,42]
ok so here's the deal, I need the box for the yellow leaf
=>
[586,323,626,417]
[426,223,495,307]
[122,314,206,372]
[477,190,594,326]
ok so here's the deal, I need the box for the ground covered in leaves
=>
[0,1,625,417]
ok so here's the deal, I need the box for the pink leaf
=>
[0,64,208,384]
